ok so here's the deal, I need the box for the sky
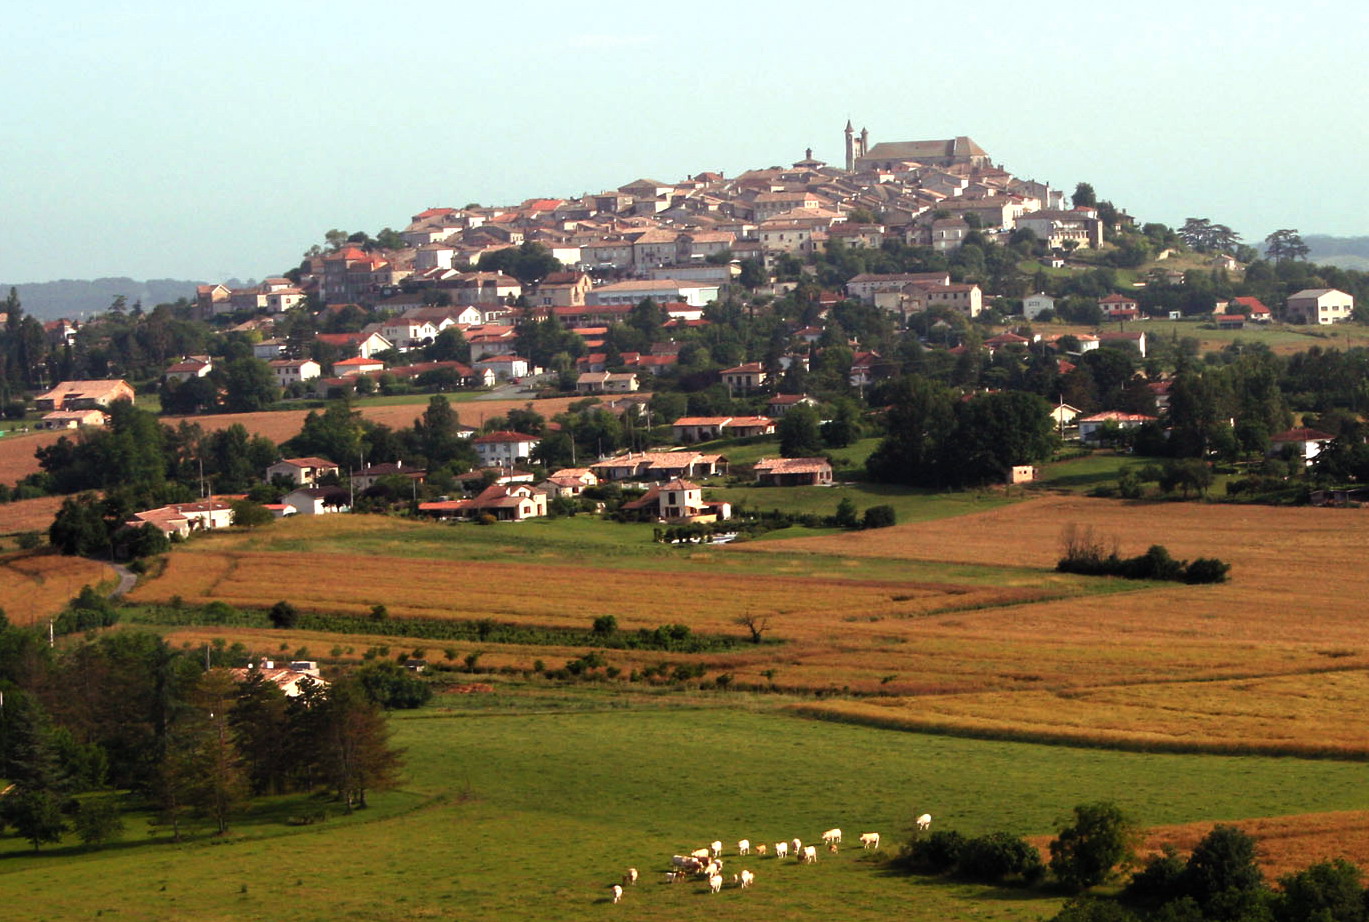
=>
[2,0,1366,284]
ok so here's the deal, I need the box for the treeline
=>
[900,802,1369,922]
[1057,527,1230,584]
[0,612,404,849]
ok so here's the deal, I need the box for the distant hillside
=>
[1304,236,1369,271]
[0,278,209,320]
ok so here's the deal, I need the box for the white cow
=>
[623,867,637,886]
[672,855,703,871]
[802,845,818,864]
[610,884,623,904]
[859,832,881,850]
[774,841,789,860]
[708,874,723,894]
[691,847,712,860]
[710,840,723,858]
[737,838,750,856]
[738,869,755,888]
[791,838,802,856]
[917,813,932,832]
[822,828,842,845]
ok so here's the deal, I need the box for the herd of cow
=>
[606,814,931,904]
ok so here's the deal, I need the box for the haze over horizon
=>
[3,1,1365,284]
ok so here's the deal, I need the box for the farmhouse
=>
[228,660,328,698]
[351,461,425,490]
[418,482,548,522]
[34,379,135,412]
[754,457,834,486]
[1285,288,1354,325]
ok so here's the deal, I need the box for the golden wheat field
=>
[0,495,66,536]
[0,552,114,626]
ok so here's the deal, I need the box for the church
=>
[844,120,990,172]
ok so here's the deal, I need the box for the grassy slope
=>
[1,702,1365,921]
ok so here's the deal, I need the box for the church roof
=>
[859,137,988,162]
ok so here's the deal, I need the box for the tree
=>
[734,613,771,644]
[1073,183,1097,208]
[0,787,67,850]
[1275,859,1365,922]
[834,496,859,528]
[231,499,275,528]
[1049,801,1137,891]
[866,375,957,486]
[1264,229,1309,263]
[222,357,281,413]
[73,795,126,846]
[1182,825,1266,921]
[315,678,403,811]
[778,404,823,458]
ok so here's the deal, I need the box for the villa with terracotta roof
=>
[621,478,731,523]
[1077,411,1158,443]
[419,482,548,522]
[589,450,727,483]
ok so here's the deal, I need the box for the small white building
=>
[472,431,541,467]
[1022,293,1055,321]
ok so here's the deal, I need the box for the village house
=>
[1269,427,1335,465]
[282,486,351,515]
[228,661,327,698]
[589,450,728,483]
[766,394,819,417]
[720,362,767,394]
[575,372,640,394]
[473,355,533,381]
[754,457,834,486]
[315,330,393,359]
[472,431,541,467]
[164,356,213,383]
[418,482,548,522]
[1077,411,1158,443]
[34,379,135,412]
[265,457,340,487]
[1099,293,1142,321]
[587,279,720,308]
[539,467,598,499]
[332,356,386,377]
[1022,292,1055,321]
[351,461,425,491]
[621,478,731,523]
[268,358,322,387]
[1096,330,1147,358]
[125,500,234,539]
[37,409,108,430]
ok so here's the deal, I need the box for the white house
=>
[1022,293,1055,321]
[268,358,322,386]
[472,431,541,467]
[1285,288,1354,325]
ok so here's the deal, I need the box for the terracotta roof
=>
[754,457,832,474]
[1271,427,1334,442]
[473,431,540,444]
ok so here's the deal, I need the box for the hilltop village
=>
[4,123,1369,536]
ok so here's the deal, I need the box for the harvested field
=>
[0,494,65,535]
[0,396,587,484]
[0,552,115,626]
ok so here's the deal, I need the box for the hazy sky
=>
[3,1,1365,283]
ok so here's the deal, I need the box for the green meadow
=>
[3,698,1366,922]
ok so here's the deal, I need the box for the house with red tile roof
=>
[472,431,541,467]
[265,457,340,486]
[1270,427,1335,465]
[621,478,731,523]
[1077,411,1157,443]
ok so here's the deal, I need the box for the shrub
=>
[905,829,967,873]
[1124,845,1187,907]
[958,832,1045,884]
[862,504,897,529]
[354,660,432,709]
[269,600,299,629]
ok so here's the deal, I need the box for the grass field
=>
[3,702,1369,921]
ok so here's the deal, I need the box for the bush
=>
[354,660,432,709]
[1124,845,1188,907]
[958,832,1045,884]
[73,796,125,846]
[269,600,299,629]
[862,504,897,529]
[905,829,967,873]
